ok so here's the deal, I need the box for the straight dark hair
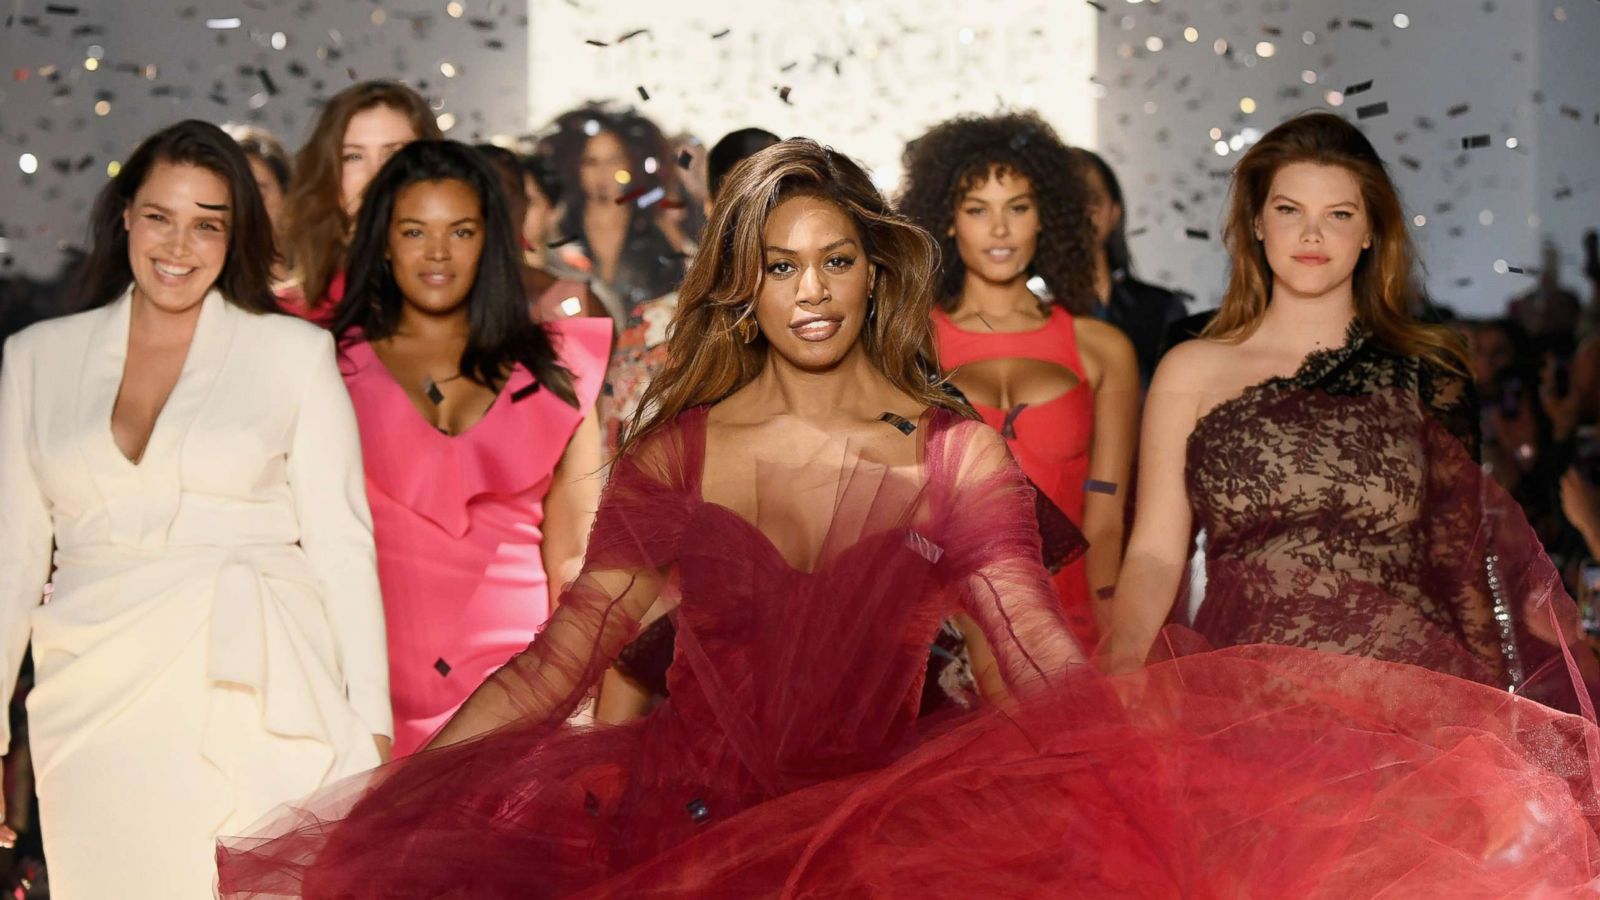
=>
[330,140,576,406]
[1073,148,1133,277]
[73,119,278,313]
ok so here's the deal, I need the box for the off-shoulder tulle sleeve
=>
[931,418,1086,693]
[430,419,699,744]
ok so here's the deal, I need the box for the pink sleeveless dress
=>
[336,317,611,755]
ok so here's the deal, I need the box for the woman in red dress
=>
[903,113,1140,645]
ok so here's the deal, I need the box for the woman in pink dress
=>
[221,138,1600,900]
[327,140,609,756]
[275,81,441,323]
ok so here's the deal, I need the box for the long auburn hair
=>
[72,119,278,314]
[282,81,441,305]
[330,141,576,406]
[1205,111,1466,371]
[898,112,1097,314]
[618,139,968,459]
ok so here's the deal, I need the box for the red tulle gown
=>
[219,401,1600,898]
[933,306,1098,644]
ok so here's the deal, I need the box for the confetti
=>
[1344,79,1374,95]
[1356,101,1389,120]
[1184,228,1210,241]
[677,149,694,169]
[1461,134,1491,149]
[636,85,649,101]
[1084,479,1119,496]
[1447,103,1471,117]
[616,28,649,43]
[880,412,918,435]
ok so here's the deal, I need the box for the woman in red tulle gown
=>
[902,113,1140,646]
[218,137,1600,899]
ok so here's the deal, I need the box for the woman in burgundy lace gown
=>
[1099,112,1594,703]
[219,137,1600,898]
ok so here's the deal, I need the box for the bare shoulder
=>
[1150,337,1230,389]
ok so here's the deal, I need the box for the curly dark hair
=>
[898,112,1096,314]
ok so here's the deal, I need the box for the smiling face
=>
[341,104,421,217]
[122,161,232,314]
[387,178,485,318]
[1256,161,1373,302]
[950,168,1038,288]
[753,195,874,372]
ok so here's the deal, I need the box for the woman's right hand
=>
[0,760,16,849]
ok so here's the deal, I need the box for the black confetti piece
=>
[1085,479,1119,496]
[999,404,1027,440]
[686,799,710,823]
[710,28,730,39]
[1344,79,1373,95]
[617,28,648,43]
[636,85,649,101]
[1506,265,1528,274]
[424,376,445,405]
[1447,103,1471,117]
[879,412,917,435]
[44,4,79,14]
[1561,105,1582,121]
[1399,155,1422,171]
[584,38,609,47]
[1349,18,1373,29]
[433,658,451,677]
[777,85,792,104]
[1184,228,1210,240]
[1356,101,1389,120]
[1461,134,1491,149]
[258,68,277,95]
[677,149,694,169]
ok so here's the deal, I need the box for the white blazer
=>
[0,287,391,755]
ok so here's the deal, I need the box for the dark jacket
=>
[1096,274,1190,386]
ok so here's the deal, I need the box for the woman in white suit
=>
[0,120,390,897]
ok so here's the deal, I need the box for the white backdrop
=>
[524,0,1099,190]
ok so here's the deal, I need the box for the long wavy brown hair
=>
[898,112,1097,314]
[618,139,969,459]
[1205,111,1466,371]
[281,81,441,305]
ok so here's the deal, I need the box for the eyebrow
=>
[961,192,1035,205]
[1270,193,1358,209]
[396,216,481,225]
[140,201,227,214]
[764,237,859,254]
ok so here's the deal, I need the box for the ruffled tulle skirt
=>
[218,636,1600,899]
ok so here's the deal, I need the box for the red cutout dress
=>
[933,306,1097,642]
[335,317,611,756]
